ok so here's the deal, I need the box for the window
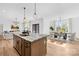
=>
[50,19,69,33]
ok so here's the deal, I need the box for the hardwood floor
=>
[0,36,19,56]
[47,39,79,56]
[1,35,79,56]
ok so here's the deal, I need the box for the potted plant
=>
[50,26,54,31]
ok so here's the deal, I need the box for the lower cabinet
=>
[18,37,22,55]
[13,34,31,56]
[13,34,47,56]
[13,34,22,55]
[21,39,31,56]
[24,40,31,56]
[21,39,24,55]
[13,35,17,50]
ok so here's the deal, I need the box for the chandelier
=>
[21,7,29,35]
[34,3,36,16]
[33,3,38,20]
[22,7,26,32]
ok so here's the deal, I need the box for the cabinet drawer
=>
[24,40,31,56]
[24,42,30,47]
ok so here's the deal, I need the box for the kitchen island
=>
[13,32,47,56]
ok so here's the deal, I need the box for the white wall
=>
[43,16,52,35]
[71,17,79,38]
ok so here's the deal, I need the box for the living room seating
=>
[49,32,75,41]
[3,31,13,40]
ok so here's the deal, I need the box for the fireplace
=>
[32,24,39,34]
[29,18,43,34]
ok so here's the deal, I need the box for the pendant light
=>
[24,7,26,20]
[33,3,37,20]
[34,3,36,16]
[23,7,26,32]
[22,7,29,35]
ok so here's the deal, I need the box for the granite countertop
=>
[13,32,47,42]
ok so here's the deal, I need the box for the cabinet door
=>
[21,39,25,56]
[16,39,19,51]
[43,37,47,55]
[24,40,31,56]
[13,35,17,50]
[16,36,22,55]
[13,35,22,55]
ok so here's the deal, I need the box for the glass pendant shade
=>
[33,3,38,20]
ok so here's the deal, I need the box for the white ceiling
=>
[0,3,79,21]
